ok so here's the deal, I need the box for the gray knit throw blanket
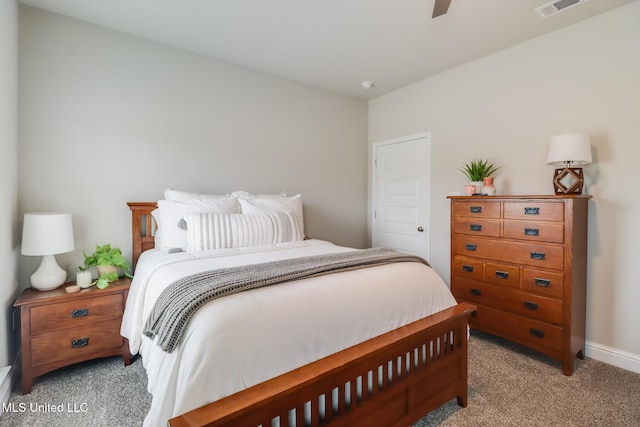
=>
[143,247,428,353]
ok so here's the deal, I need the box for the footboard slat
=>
[169,302,475,427]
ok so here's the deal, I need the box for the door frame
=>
[371,132,432,260]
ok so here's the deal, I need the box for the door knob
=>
[417,226,424,232]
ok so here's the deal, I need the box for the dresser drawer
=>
[484,262,520,288]
[503,202,564,221]
[452,236,564,270]
[30,294,124,336]
[467,304,504,331]
[31,321,124,368]
[501,289,563,325]
[451,278,500,307]
[503,221,564,244]
[453,201,500,219]
[453,218,501,237]
[501,313,563,352]
[452,255,483,281]
[522,268,564,298]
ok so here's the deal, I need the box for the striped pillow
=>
[184,210,302,251]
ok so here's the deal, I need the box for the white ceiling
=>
[18,0,638,99]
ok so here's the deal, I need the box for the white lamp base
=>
[30,254,67,291]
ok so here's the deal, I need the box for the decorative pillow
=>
[239,194,304,239]
[184,210,301,251]
[155,198,241,249]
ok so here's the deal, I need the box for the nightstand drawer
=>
[453,201,500,218]
[503,221,564,244]
[501,289,563,325]
[484,262,520,288]
[503,202,564,221]
[30,294,124,335]
[453,218,501,237]
[31,321,124,368]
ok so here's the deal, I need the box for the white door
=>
[372,134,431,261]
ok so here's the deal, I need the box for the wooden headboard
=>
[127,202,157,271]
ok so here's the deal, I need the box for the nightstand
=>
[14,278,132,394]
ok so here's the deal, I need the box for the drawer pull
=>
[71,308,89,318]
[524,207,540,215]
[465,244,477,251]
[469,288,481,296]
[524,228,540,236]
[534,278,551,287]
[495,271,509,279]
[524,301,539,311]
[469,206,482,213]
[529,328,545,338]
[469,224,482,232]
[530,251,546,260]
[71,338,89,348]
[462,265,474,272]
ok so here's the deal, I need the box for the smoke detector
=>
[360,81,374,90]
[535,0,589,18]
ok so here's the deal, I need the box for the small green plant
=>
[459,159,501,182]
[82,244,132,289]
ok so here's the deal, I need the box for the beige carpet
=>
[2,330,639,426]
[415,331,640,426]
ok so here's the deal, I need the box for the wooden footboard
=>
[168,302,476,427]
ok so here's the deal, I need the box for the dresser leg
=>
[22,376,33,395]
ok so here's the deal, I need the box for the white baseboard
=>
[586,341,640,374]
[0,366,11,416]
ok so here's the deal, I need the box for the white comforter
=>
[120,239,457,427]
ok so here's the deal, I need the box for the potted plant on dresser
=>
[459,159,501,195]
[82,243,133,289]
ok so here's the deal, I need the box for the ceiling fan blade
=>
[432,0,453,18]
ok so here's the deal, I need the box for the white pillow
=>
[155,198,241,249]
[163,188,230,201]
[230,190,288,199]
[239,194,304,239]
[184,210,301,251]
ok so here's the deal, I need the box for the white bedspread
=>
[120,240,457,427]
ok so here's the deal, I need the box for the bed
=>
[123,194,475,427]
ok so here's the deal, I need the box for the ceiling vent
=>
[535,0,589,18]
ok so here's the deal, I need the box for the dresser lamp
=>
[546,133,592,194]
[21,213,74,291]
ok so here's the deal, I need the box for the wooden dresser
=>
[448,195,590,375]
[14,278,132,393]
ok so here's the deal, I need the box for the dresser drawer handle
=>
[465,244,477,251]
[534,278,551,287]
[469,288,481,296]
[469,224,482,232]
[529,328,545,338]
[469,206,482,213]
[524,301,539,311]
[71,338,89,348]
[495,271,509,279]
[524,207,540,215]
[462,265,474,272]
[71,308,89,318]
[530,251,546,260]
[524,228,540,236]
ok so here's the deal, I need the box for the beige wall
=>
[369,2,640,363]
[0,0,19,369]
[18,6,368,289]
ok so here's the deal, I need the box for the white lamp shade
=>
[21,213,74,256]
[546,133,592,166]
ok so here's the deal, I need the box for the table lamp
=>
[21,213,74,291]
[546,133,592,194]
